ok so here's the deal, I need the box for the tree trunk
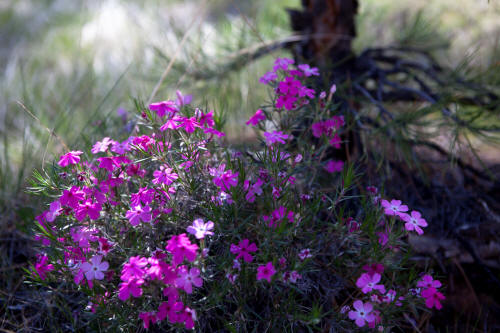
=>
[288,0,359,66]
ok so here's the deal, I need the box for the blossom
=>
[421,287,445,309]
[179,116,201,133]
[226,273,238,284]
[210,164,238,191]
[196,109,215,128]
[263,131,289,145]
[126,204,152,226]
[324,160,344,173]
[139,312,157,329]
[273,57,294,71]
[176,266,203,294]
[348,300,376,328]
[283,271,302,283]
[230,239,258,263]
[259,71,278,84]
[257,262,276,282]
[402,210,428,235]
[275,94,297,110]
[362,263,384,276]
[298,248,312,261]
[278,76,302,95]
[34,254,54,280]
[81,255,109,281]
[153,165,179,185]
[45,200,62,222]
[149,100,177,117]
[91,137,115,154]
[417,274,442,289]
[70,227,97,248]
[175,90,193,108]
[58,151,83,167]
[245,109,266,126]
[356,273,386,294]
[381,199,408,217]
[118,278,144,301]
[166,234,198,265]
[121,256,148,281]
[60,186,85,209]
[157,293,183,323]
[75,200,102,221]
[186,218,214,239]
[298,64,319,77]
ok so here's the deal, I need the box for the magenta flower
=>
[186,218,214,239]
[118,278,144,301]
[159,117,180,131]
[257,262,276,282]
[60,186,85,209]
[298,64,319,77]
[179,116,201,133]
[381,199,408,217]
[126,204,152,226]
[149,100,177,117]
[263,131,289,145]
[165,234,198,266]
[362,263,384,276]
[70,227,97,248]
[81,255,109,281]
[275,94,297,110]
[75,200,102,221]
[402,210,428,235]
[245,109,266,126]
[157,294,183,323]
[196,109,214,128]
[273,57,294,71]
[278,76,302,95]
[121,256,148,281]
[34,254,54,280]
[417,274,442,289]
[259,71,278,84]
[91,137,115,154]
[298,248,312,261]
[348,300,376,328]
[153,165,179,185]
[175,266,203,294]
[210,164,238,191]
[139,312,157,329]
[421,287,445,309]
[175,90,193,108]
[324,160,344,173]
[58,150,83,167]
[230,239,258,263]
[356,273,386,294]
[45,200,62,222]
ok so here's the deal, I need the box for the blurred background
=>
[0,0,499,329]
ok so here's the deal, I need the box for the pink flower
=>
[421,287,445,309]
[118,278,144,301]
[263,131,289,145]
[381,199,408,217]
[91,137,115,154]
[34,254,54,280]
[278,76,302,95]
[230,239,258,263]
[348,300,376,328]
[58,150,83,167]
[196,109,214,128]
[70,227,97,248]
[157,293,183,323]
[324,160,344,173]
[273,57,294,71]
[75,200,102,221]
[81,255,109,281]
[186,218,214,239]
[175,90,193,108]
[181,307,197,329]
[60,186,85,209]
[121,256,148,281]
[165,234,198,266]
[245,109,266,126]
[209,164,238,192]
[356,273,386,294]
[362,263,385,276]
[45,200,62,222]
[179,116,201,133]
[149,100,177,117]
[153,165,179,185]
[298,64,319,76]
[417,274,442,289]
[126,204,152,226]
[275,94,297,110]
[283,270,302,283]
[159,117,180,131]
[139,312,157,329]
[298,248,312,261]
[175,266,203,294]
[257,262,276,282]
[259,71,278,84]
[402,210,428,235]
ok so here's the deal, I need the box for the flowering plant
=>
[29,58,444,331]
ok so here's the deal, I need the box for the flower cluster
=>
[30,58,444,331]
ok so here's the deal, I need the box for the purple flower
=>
[149,100,177,117]
[58,151,83,167]
[263,131,289,145]
[153,165,179,185]
[245,109,266,126]
[186,218,214,239]
[298,64,319,77]
[126,204,152,226]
